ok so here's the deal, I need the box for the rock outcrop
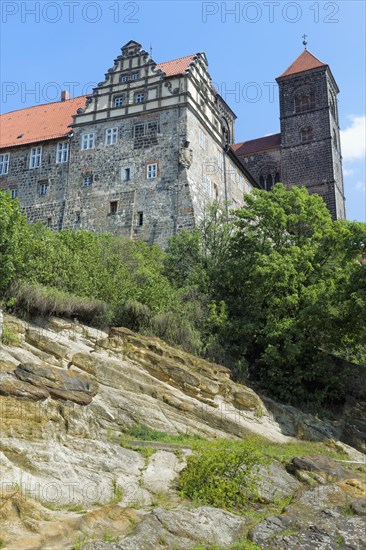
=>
[0,314,365,549]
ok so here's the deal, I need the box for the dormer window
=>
[120,71,139,83]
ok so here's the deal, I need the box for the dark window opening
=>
[259,175,265,187]
[295,92,315,113]
[124,167,131,181]
[47,217,52,228]
[266,174,273,191]
[275,172,280,183]
[110,201,118,215]
[137,211,143,226]
[301,126,313,143]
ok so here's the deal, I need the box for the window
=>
[10,189,17,199]
[295,92,315,113]
[114,96,124,108]
[229,163,235,183]
[238,175,243,191]
[147,163,157,179]
[137,211,143,226]
[47,217,52,228]
[29,147,42,169]
[300,126,313,143]
[124,167,131,181]
[120,72,139,83]
[266,174,273,191]
[206,176,211,195]
[134,124,145,138]
[110,201,118,214]
[0,153,10,175]
[56,142,69,163]
[259,175,265,187]
[81,133,95,150]
[199,129,205,149]
[217,150,223,171]
[105,127,118,145]
[147,121,159,135]
[75,212,81,223]
[275,172,280,183]
[39,182,48,196]
[135,92,145,104]
[83,175,93,187]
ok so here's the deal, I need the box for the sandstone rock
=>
[14,363,98,405]
[25,328,69,359]
[0,373,50,400]
[257,462,301,503]
[288,455,362,485]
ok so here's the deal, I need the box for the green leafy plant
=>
[178,439,264,510]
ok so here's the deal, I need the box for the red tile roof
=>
[233,133,281,156]
[157,54,198,76]
[0,96,87,149]
[277,50,327,79]
[0,54,200,150]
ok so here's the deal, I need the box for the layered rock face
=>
[0,314,365,549]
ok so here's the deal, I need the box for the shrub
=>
[117,299,151,331]
[10,283,111,327]
[1,324,21,346]
[178,439,264,510]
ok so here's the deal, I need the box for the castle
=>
[0,40,345,247]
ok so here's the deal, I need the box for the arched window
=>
[259,175,265,187]
[266,174,273,191]
[300,126,313,143]
[275,172,280,183]
[295,91,315,113]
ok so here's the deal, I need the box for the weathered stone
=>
[0,374,50,400]
[288,455,362,484]
[25,329,69,359]
[14,363,98,405]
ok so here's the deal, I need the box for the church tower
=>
[276,49,345,219]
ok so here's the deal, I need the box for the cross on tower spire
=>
[302,34,308,49]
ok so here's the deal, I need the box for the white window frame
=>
[199,129,205,150]
[29,146,42,169]
[10,188,17,199]
[0,153,10,175]
[39,182,48,196]
[81,133,95,151]
[135,92,145,104]
[147,163,157,179]
[131,72,139,80]
[121,75,129,83]
[56,142,69,164]
[206,176,211,196]
[114,96,124,108]
[105,127,118,145]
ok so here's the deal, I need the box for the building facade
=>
[234,49,345,220]
[0,42,345,248]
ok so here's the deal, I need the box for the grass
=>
[252,436,349,462]
[0,538,6,549]
[10,282,110,327]
[110,477,123,504]
[191,540,262,550]
[125,425,204,446]
[1,323,20,346]
[41,502,86,513]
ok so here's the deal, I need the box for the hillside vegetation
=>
[1,184,365,408]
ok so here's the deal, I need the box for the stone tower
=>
[276,50,345,219]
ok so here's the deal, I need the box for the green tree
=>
[218,184,366,405]
[0,191,26,293]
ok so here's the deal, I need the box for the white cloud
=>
[343,167,355,176]
[355,180,366,191]
[340,115,366,162]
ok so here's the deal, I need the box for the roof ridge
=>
[157,53,199,65]
[0,95,87,117]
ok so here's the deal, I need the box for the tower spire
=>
[302,34,308,50]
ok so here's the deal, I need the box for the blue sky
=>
[1,0,365,221]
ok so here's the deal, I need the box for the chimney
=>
[61,90,70,102]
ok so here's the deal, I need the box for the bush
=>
[10,283,111,327]
[178,439,264,510]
